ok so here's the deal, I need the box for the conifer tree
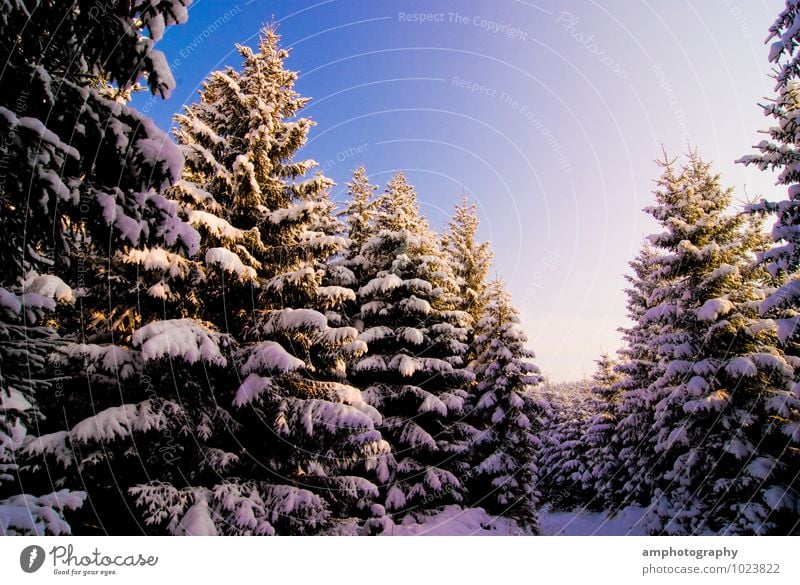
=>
[340,166,379,265]
[580,352,621,509]
[1,0,194,534]
[129,27,390,535]
[466,279,542,527]
[350,172,477,526]
[630,152,798,535]
[442,196,493,325]
[608,243,663,508]
[738,0,800,348]
[328,166,379,308]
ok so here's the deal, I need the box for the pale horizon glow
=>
[134,0,784,381]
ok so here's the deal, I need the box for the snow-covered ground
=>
[388,505,525,535]
[539,506,648,536]
[383,505,649,535]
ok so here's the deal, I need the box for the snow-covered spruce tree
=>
[338,165,378,271]
[608,242,663,508]
[124,28,392,535]
[635,152,799,535]
[442,196,493,326]
[466,279,543,527]
[350,172,477,528]
[0,0,194,534]
[737,0,800,349]
[579,352,622,510]
[324,165,379,315]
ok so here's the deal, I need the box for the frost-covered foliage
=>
[338,166,379,275]
[535,356,632,515]
[579,353,622,509]
[0,289,86,534]
[535,379,598,510]
[535,150,800,535]
[172,26,344,308]
[465,280,543,528]
[130,481,331,536]
[738,0,800,346]
[0,0,194,535]
[118,26,391,535]
[0,0,196,287]
[610,243,663,507]
[441,196,493,326]
[618,152,799,535]
[346,172,478,526]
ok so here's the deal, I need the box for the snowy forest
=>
[0,1,798,536]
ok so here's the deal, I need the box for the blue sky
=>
[134,0,784,381]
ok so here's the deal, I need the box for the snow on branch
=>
[132,319,229,366]
[240,341,304,376]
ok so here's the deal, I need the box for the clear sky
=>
[133,0,784,381]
